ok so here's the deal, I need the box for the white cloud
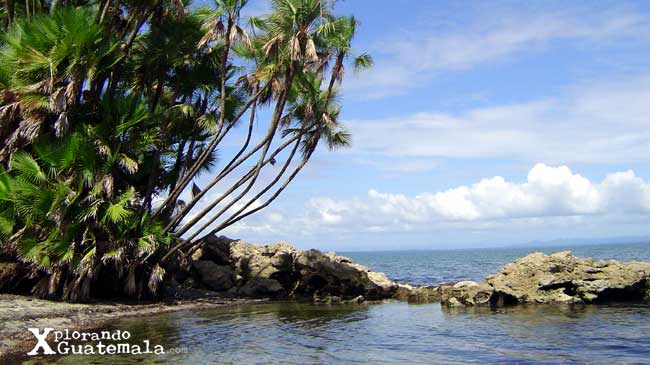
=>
[302,164,650,233]
[214,164,650,249]
[348,7,650,97]
[342,75,650,164]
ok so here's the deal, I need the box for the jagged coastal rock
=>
[5,235,649,307]
[179,239,650,307]
[440,251,650,307]
[177,236,405,302]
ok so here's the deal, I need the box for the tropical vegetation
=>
[0,0,371,301]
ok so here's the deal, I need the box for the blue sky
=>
[189,0,650,251]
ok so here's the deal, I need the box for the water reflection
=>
[22,301,650,365]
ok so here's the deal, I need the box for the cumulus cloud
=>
[206,164,650,249]
[302,164,650,233]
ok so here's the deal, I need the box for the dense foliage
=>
[0,0,370,301]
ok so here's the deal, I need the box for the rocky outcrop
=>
[179,239,650,307]
[180,236,403,302]
[192,261,235,291]
[441,251,650,307]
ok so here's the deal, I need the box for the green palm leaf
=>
[10,152,47,184]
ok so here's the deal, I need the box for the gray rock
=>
[192,261,235,291]
[440,251,650,307]
[238,278,285,297]
[440,281,494,307]
[188,236,405,301]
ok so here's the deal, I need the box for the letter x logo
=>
[27,328,56,356]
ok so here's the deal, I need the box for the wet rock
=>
[441,251,650,307]
[440,281,494,307]
[396,285,441,304]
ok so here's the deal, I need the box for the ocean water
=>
[21,242,650,365]
[343,242,650,286]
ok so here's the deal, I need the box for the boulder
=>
[187,237,403,301]
[192,261,235,291]
[229,241,294,280]
[238,277,285,297]
[441,251,650,307]
[440,281,494,307]
[292,249,393,299]
[407,286,442,303]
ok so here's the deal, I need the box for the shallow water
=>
[21,242,650,365]
[22,301,650,365]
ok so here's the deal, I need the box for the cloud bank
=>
[222,164,650,242]
[308,164,650,231]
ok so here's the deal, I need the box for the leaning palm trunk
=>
[157,87,265,221]
[168,63,297,237]
[213,146,315,236]
[185,133,303,242]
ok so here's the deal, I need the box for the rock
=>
[392,284,414,300]
[186,236,404,301]
[313,294,342,305]
[440,281,494,307]
[407,286,441,303]
[238,278,285,297]
[229,241,294,281]
[440,251,650,307]
[192,261,235,291]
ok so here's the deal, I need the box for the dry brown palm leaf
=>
[262,35,281,56]
[290,35,301,60]
[305,38,319,62]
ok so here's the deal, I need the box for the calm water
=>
[22,242,650,365]
[343,242,650,286]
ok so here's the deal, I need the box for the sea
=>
[21,242,650,365]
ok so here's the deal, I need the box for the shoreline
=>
[0,292,266,363]
[3,247,649,363]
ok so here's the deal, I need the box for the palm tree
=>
[160,0,368,260]
[169,0,330,237]
[0,6,120,161]
[0,0,370,301]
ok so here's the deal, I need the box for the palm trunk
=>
[162,85,258,223]
[171,64,296,237]
[98,0,112,24]
[167,14,235,201]
[159,133,300,262]
[218,83,259,174]
[124,11,150,56]
[156,86,265,218]
[213,53,344,236]
[211,147,315,236]
[166,138,187,195]
[203,133,303,237]
[4,0,14,29]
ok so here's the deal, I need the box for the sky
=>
[190,0,650,251]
